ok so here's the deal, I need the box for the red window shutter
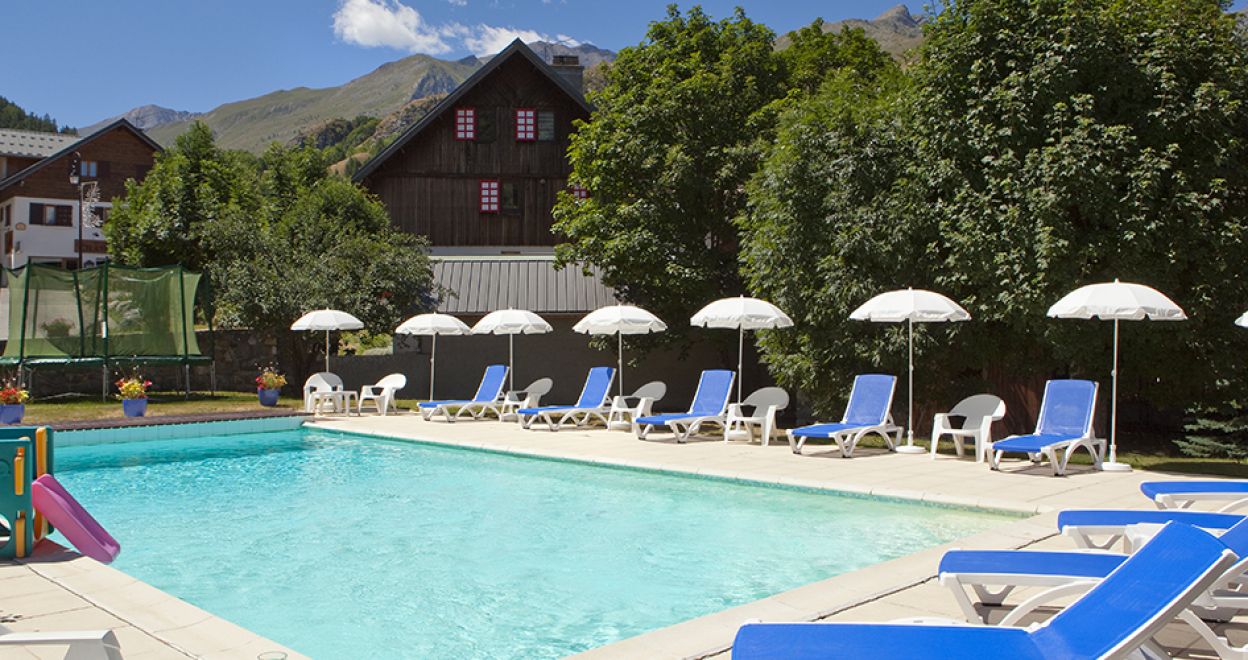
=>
[455,107,476,141]
[571,184,589,200]
[515,108,536,141]
[479,180,499,213]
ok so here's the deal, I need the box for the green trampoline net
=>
[2,263,207,366]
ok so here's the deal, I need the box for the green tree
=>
[108,128,434,380]
[742,0,1248,428]
[552,6,785,338]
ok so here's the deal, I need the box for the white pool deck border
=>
[0,413,1234,659]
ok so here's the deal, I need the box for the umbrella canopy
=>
[291,309,364,372]
[851,288,971,454]
[574,304,667,395]
[1047,279,1186,472]
[1237,311,1248,329]
[395,313,471,400]
[471,309,553,390]
[691,296,794,402]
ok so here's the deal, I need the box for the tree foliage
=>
[553,7,896,345]
[741,0,1248,424]
[0,96,74,134]
[107,122,434,374]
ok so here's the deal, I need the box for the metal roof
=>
[0,128,80,158]
[0,119,161,192]
[432,257,616,315]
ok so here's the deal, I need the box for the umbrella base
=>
[895,445,926,455]
[607,421,633,431]
[1101,460,1132,472]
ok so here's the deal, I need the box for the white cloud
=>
[331,0,580,57]
[332,0,456,54]
[462,25,580,56]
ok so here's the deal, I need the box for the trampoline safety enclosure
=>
[1,263,212,396]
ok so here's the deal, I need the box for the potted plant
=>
[255,365,286,407]
[115,371,152,417]
[0,380,30,424]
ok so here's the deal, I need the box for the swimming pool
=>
[55,427,1009,658]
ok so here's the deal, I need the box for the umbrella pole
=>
[509,334,515,392]
[737,326,744,403]
[896,317,924,453]
[1103,318,1131,471]
[618,332,624,397]
[324,330,330,373]
[429,334,436,401]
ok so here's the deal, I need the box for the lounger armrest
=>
[932,412,956,433]
[360,385,382,396]
[726,403,746,419]
[635,397,656,418]
[977,415,996,443]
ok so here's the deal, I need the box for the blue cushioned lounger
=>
[786,374,901,457]
[516,367,615,431]
[988,379,1103,476]
[732,522,1237,660]
[635,370,735,443]
[937,519,1248,659]
[1057,509,1244,550]
[417,364,508,422]
[1141,480,1248,512]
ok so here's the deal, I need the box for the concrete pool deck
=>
[0,413,1235,658]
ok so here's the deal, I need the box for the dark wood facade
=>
[0,126,156,205]
[357,40,590,248]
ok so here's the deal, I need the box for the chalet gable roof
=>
[353,39,592,182]
[0,118,162,192]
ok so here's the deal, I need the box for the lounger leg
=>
[998,582,1097,627]
[1048,447,1065,477]
[1181,604,1248,657]
[787,430,804,455]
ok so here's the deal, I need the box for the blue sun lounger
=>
[1141,480,1248,512]
[731,522,1237,660]
[417,364,508,422]
[938,518,1248,659]
[635,370,735,443]
[786,374,901,457]
[1056,509,1246,550]
[988,379,1104,476]
[517,367,616,431]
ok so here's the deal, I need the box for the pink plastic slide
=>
[30,474,121,564]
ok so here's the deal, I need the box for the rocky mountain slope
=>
[82,104,201,135]
[777,4,924,59]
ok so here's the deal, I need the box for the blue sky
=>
[6,0,1248,129]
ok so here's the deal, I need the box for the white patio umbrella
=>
[1236,311,1248,329]
[1047,279,1187,472]
[573,304,667,396]
[690,296,794,402]
[291,309,364,372]
[850,288,971,454]
[395,313,472,400]
[471,308,553,391]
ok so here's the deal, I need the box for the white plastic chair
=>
[359,373,407,415]
[0,623,122,659]
[606,381,667,432]
[724,387,789,445]
[303,372,346,414]
[930,394,1006,462]
[499,378,554,421]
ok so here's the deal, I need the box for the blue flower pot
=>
[122,398,147,417]
[258,388,280,407]
[0,404,24,425]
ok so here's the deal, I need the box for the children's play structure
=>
[0,263,213,397]
[0,426,119,563]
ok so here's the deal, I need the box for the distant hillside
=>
[83,105,200,135]
[777,4,925,59]
[0,96,75,134]
[146,54,480,152]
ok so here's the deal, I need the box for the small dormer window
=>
[515,108,536,142]
[479,180,499,213]
[455,108,476,141]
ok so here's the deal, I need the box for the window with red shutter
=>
[515,108,536,141]
[455,107,476,141]
[571,184,589,200]
[479,180,499,213]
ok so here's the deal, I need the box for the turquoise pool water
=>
[55,428,1009,658]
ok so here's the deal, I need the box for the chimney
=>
[551,55,584,96]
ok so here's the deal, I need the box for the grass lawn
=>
[17,396,1248,479]
[20,391,302,425]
